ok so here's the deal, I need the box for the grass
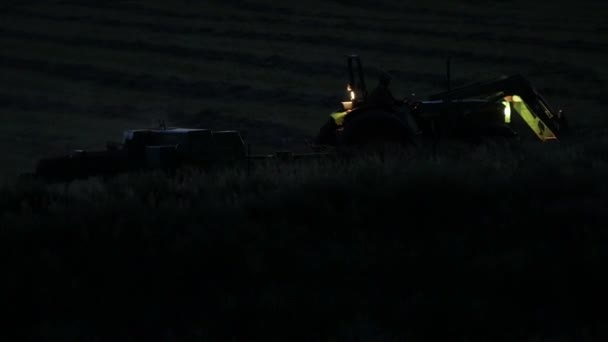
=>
[2,144,607,340]
[1,0,607,340]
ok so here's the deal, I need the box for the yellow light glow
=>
[502,100,511,123]
[347,84,355,100]
[330,110,348,126]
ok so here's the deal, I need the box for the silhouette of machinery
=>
[315,55,568,148]
[34,128,247,182]
[29,55,568,183]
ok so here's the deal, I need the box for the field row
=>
[49,0,608,36]
[6,5,607,67]
[10,4,608,55]
[1,23,604,100]
[2,2,605,103]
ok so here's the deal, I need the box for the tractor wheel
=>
[314,118,338,146]
[340,111,414,148]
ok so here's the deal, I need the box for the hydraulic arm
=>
[429,74,566,141]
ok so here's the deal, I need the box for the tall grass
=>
[1,142,606,341]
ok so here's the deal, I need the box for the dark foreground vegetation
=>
[2,141,607,341]
[1,0,606,340]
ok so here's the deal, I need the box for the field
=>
[1,0,607,178]
[1,0,608,340]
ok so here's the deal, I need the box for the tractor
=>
[314,55,568,149]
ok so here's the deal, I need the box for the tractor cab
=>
[331,55,409,124]
[315,55,420,147]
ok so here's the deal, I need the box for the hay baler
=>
[32,128,247,182]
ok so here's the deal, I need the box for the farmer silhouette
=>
[366,71,399,110]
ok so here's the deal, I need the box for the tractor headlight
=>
[347,84,355,100]
[502,100,511,123]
